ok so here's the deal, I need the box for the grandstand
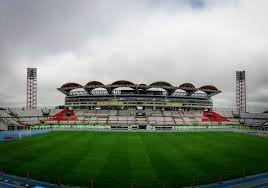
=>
[0,80,268,131]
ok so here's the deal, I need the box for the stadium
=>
[2,1,268,187]
[1,80,232,131]
[1,75,268,188]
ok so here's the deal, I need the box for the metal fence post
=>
[219,176,222,184]
[192,177,195,188]
[89,179,94,188]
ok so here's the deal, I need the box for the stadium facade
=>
[58,80,221,110]
[1,79,268,132]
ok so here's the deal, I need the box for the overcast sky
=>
[0,0,268,112]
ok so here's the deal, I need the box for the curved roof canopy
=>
[199,85,218,94]
[85,81,104,87]
[111,80,135,86]
[179,83,196,92]
[59,82,82,94]
[179,83,195,89]
[149,81,173,88]
[61,82,82,90]
[61,82,81,88]
[111,80,135,88]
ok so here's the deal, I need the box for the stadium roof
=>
[58,80,221,97]
[149,81,173,87]
[85,81,104,87]
[58,82,82,94]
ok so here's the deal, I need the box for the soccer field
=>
[1,132,268,188]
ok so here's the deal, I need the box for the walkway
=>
[203,172,268,188]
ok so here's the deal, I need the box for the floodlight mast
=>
[26,68,37,109]
[236,71,246,112]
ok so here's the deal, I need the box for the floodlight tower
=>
[236,71,246,112]
[26,68,37,109]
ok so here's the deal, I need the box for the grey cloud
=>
[0,0,268,112]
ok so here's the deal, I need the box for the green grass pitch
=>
[1,131,268,187]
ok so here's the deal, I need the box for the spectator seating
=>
[173,117,184,125]
[9,108,42,117]
[2,107,268,127]
[118,110,135,116]
[135,117,148,124]
[182,117,197,125]
[181,111,195,117]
